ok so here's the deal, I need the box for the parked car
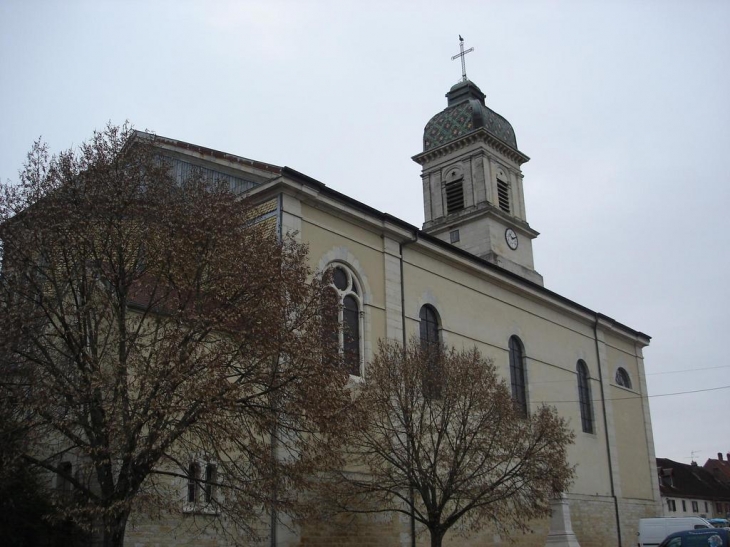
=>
[708,519,730,529]
[639,517,713,547]
[658,528,730,546]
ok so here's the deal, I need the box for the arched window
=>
[419,305,440,349]
[443,166,464,214]
[496,169,511,213]
[327,264,362,377]
[419,305,442,397]
[615,367,632,389]
[509,336,527,415]
[577,360,594,434]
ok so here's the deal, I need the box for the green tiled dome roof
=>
[423,80,518,152]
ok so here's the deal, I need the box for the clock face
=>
[505,228,518,250]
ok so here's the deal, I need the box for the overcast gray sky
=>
[2,0,728,466]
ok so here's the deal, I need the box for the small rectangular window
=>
[445,181,464,214]
[57,461,73,493]
[203,463,216,503]
[682,500,687,512]
[692,501,699,513]
[187,462,199,503]
[667,499,676,512]
[705,501,708,512]
[449,229,460,243]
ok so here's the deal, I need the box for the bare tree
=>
[327,339,575,547]
[0,124,350,547]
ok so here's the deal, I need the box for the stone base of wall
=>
[299,512,406,547]
[124,511,268,547]
[567,494,659,547]
[122,495,660,547]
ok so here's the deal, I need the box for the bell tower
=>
[412,75,543,286]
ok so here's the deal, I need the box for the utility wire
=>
[646,365,730,375]
[535,384,730,405]
[530,364,730,386]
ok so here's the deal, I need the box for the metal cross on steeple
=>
[451,35,474,82]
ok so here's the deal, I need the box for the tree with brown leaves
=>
[0,124,350,547]
[328,339,575,547]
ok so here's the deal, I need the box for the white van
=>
[638,517,712,547]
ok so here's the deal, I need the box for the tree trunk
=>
[429,528,445,547]
[102,512,129,547]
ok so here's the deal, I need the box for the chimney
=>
[726,452,729,461]
[720,453,724,461]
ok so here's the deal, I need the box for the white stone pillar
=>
[545,494,581,547]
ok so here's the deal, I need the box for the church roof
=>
[423,80,518,152]
[140,133,650,345]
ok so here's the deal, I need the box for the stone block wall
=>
[122,494,658,546]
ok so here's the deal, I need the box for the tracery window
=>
[615,367,632,389]
[576,360,594,434]
[419,305,442,398]
[327,264,363,377]
[509,336,527,415]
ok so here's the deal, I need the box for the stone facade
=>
[120,75,660,546]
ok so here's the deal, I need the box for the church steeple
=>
[412,52,543,285]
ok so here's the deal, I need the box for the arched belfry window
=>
[419,305,442,397]
[509,336,527,415]
[496,169,510,213]
[443,166,464,214]
[577,360,594,434]
[327,263,363,377]
[615,367,632,389]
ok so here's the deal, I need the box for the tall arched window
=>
[615,367,632,389]
[419,305,442,397]
[328,263,362,377]
[509,336,527,415]
[419,305,440,349]
[577,360,594,434]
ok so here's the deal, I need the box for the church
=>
[126,68,661,547]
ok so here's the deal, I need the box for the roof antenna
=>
[451,35,474,83]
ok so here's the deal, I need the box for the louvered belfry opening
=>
[445,180,464,214]
[497,178,510,213]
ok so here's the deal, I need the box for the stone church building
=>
[126,76,661,546]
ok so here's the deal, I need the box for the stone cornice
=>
[424,203,540,239]
[245,173,650,347]
[412,127,530,166]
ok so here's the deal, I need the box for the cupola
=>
[413,74,542,285]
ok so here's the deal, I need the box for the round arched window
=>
[615,367,632,389]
